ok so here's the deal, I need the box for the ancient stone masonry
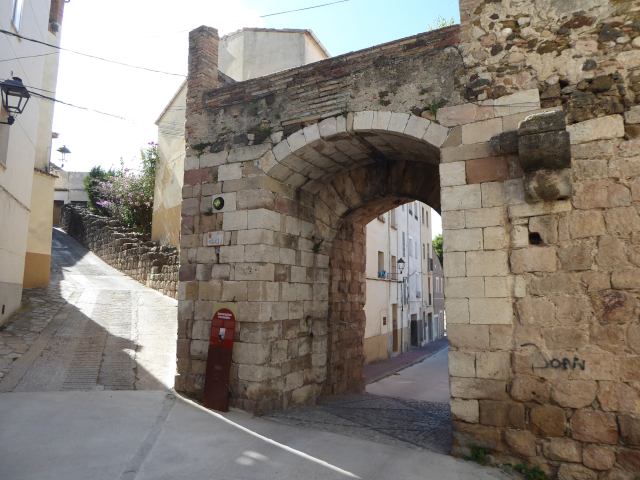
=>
[178,0,640,477]
[60,204,179,298]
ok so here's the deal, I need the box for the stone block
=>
[481,179,525,207]
[235,264,275,282]
[611,267,640,289]
[404,115,430,139]
[447,324,489,350]
[223,211,248,231]
[465,207,505,229]
[237,229,273,245]
[619,414,640,446]
[567,115,625,145]
[518,110,566,135]
[569,211,606,239]
[444,252,466,278]
[446,277,485,298]
[583,445,616,471]
[593,291,639,324]
[371,110,391,131]
[200,151,228,168]
[437,103,478,127]
[508,200,571,219]
[557,464,597,480]
[493,89,540,118]
[450,398,479,423]
[247,209,281,231]
[466,251,509,277]
[353,110,374,132]
[441,142,492,164]
[524,169,572,203]
[604,207,640,234]
[551,380,597,409]
[445,298,469,324]
[476,352,511,380]
[440,162,467,187]
[571,410,618,444]
[504,429,536,457]
[449,377,509,401]
[558,244,592,271]
[484,227,509,250]
[530,406,566,437]
[595,236,628,269]
[423,121,450,148]
[510,246,557,273]
[442,228,483,252]
[462,118,502,145]
[449,350,475,377]
[219,245,244,264]
[510,375,550,403]
[244,244,280,263]
[442,211,465,230]
[573,181,631,210]
[228,144,271,163]
[518,131,571,172]
[529,215,558,245]
[479,400,525,429]
[232,342,270,365]
[543,438,582,462]
[237,364,280,382]
[387,112,410,133]
[516,297,554,325]
[218,163,242,181]
[441,184,482,211]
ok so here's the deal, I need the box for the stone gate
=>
[177,0,640,476]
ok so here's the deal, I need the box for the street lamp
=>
[0,77,30,125]
[397,258,405,275]
[57,145,71,168]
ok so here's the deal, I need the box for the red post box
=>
[203,303,237,411]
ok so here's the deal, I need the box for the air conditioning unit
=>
[377,215,385,223]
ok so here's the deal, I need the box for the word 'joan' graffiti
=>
[521,343,586,371]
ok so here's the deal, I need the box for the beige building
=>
[1,0,67,324]
[152,28,330,247]
[51,165,89,224]
[363,203,443,365]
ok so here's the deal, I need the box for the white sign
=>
[206,231,224,247]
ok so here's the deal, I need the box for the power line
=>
[0,51,59,63]
[260,0,350,18]
[0,29,185,77]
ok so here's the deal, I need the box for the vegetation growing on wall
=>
[86,143,158,233]
[83,165,113,215]
[433,234,443,266]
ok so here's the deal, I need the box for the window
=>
[422,207,425,225]
[415,242,418,259]
[402,232,405,258]
[426,209,429,227]
[423,244,425,259]
[378,251,385,277]
[391,256,397,279]
[401,204,404,211]
[390,208,396,228]
[12,0,25,31]
[408,237,413,257]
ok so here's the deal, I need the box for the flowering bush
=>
[90,143,158,233]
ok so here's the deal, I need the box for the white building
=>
[363,202,443,364]
[1,0,67,325]
[50,164,89,224]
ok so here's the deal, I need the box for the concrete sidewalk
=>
[0,390,509,480]
[362,337,449,384]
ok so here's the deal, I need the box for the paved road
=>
[0,228,177,393]
[366,346,451,403]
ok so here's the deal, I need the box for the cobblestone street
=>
[266,393,452,454]
[0,229,177,393]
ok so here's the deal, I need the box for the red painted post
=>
[203,303,236,411]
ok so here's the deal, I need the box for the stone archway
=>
[177,3,640,474]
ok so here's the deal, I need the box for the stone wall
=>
[60,204,179,298]
[177,0,640,477]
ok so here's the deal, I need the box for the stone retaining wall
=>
[60,204,179,298]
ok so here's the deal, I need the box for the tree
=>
[83,166,112,214]
[427,15,455,31]
[433,234,443,266]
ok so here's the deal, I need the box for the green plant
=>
[84,165,114,214]
[252,126,272,144]
[192,142,213,158]
[341,110,348,118]
[218,221,223,230]
[428,102,441,117]
[465,444,491,466]
[204,207,214,217]
[506,464,547,480]
[275,112,281,120]
[312,238,324,254]
[419,87,429,95]
[213,173,218,183]
[189,225,195,234]
[427,15,455,31]
[433,234,443,266]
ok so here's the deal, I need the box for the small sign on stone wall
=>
[206,231,224,247]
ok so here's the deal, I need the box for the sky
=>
[48,0,458,238]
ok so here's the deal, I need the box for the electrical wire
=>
[260,0,350,18]
[0,29,185,77]
[0,51,59,63]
